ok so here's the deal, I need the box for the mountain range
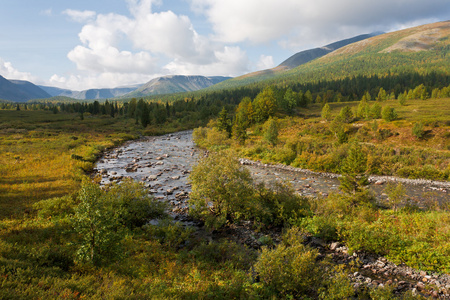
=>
[210,21,450,90]
[0,75,232,102]
[0,31,378,102]
[2,21,449,102]
[124,75,232,98]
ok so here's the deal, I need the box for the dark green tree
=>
[216,107,232,137]
[73,181,123,266]
[339,142,369,195]
[338,106,354,123]
[253,86,277,123]
[264,117,279,146]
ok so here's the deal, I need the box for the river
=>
[95,130,449,216]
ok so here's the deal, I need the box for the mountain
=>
[211,33,381,90]
[38,86,72,97]
[278,33,381,69]
[38,85,141,100]
[0,76,51,102]
[124,75,232,98]
[212,21,450,91]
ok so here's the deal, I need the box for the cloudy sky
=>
[0,0,449,91]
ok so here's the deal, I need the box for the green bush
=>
[381,106,397,122]
[253,230,322,297]
[108,178,168,229]
[412,122,425,139]
[188,151,254,230]
[72,180,125,266]
[263,117,279,146]
[33,195,76,220]
[255,182,311,227]
[146,220,194,249]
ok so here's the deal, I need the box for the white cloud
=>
[64,0,251,89]
[58,0,450,90]
[192,0,450,50]
[49,72,155,90]
[63,9,96,23]
[256,55,275,70]
[0,58,38,82]
[163,46,249,76]
[68,46,157,74]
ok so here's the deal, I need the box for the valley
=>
[1,19,450,299]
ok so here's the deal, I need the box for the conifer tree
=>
[339,142,369,195]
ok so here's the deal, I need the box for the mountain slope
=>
[38,86,72,97]
[0,76,51,102]
[39,85,140,100]
[278,33,380,69]
[211,33,380,90]
[124,75,232,98]
[210,21,450,91]
[272,21,450,85]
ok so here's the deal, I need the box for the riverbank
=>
[92,130,450,298]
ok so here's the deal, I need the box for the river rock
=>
[148,175,158,181]
[330,242,341,251]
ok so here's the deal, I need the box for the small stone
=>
[330,242,340,251]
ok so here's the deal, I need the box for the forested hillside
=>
[212,21,450,91]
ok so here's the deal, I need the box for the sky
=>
[0,0,449,91]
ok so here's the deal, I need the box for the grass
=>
[0,110,139,218]
[0,102,449,298]
[225,98,450,180]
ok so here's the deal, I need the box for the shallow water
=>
[95,131,449,211]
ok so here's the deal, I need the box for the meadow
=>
[0,96,449,298]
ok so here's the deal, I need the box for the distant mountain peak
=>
[123,75,232,98]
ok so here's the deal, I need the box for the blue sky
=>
[0,0,449,91]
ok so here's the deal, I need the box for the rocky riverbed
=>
[94,130,450,298]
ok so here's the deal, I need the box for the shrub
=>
[188,151,254,230]
[384,182,406,211]
[255,182,311,227]
[33,195,76,220]
[72,180,124,266]
[263,117,278,146]
[412,122,425,139]
[107,178,168,229]
[253,228,322,297]
[146,220,194,249]
[381,106,397,122]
